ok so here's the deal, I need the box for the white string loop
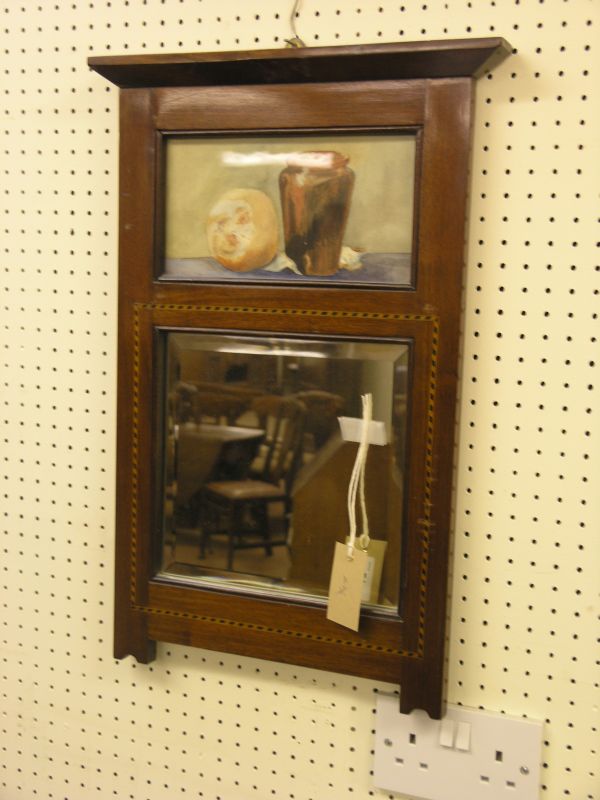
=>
[346,394,372,558]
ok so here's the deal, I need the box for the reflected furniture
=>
[201,396,306,569]
[294,390,345,450]
[175,423,265,505]
[170,381,260,426]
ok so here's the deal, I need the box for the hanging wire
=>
[285,0,306,48]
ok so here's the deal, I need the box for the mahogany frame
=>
[89,39,510,718]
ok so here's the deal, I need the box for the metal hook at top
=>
[285,0,307,48]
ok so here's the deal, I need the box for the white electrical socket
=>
[374,694,543,800]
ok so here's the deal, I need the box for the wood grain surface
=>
[97,41,511,719]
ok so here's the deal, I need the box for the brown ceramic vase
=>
[279,151,355,276]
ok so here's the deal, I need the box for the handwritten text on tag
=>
[326,542,369,631]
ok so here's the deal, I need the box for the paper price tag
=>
[326,542,369,631]
[361,555,376,603]
[360,539,387,604]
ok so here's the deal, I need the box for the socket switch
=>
[374,694,543,800]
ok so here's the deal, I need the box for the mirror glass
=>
[158,332,410,611]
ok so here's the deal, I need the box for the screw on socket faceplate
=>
[374,696,544,797]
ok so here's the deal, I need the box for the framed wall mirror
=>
[159,331,410,608]
[89,38,510,718]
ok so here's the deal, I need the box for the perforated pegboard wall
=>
[0,2,597,799]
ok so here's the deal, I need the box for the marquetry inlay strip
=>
[129,302,440,658]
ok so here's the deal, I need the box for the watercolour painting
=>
[163,133,417,286]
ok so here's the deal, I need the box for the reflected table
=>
[174,423,265,508]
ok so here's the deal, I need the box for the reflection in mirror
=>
[159,333,410,611]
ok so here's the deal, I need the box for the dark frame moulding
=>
[88,37,511,87]
[89,38,510,719]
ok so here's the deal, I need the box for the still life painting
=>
[163,133,417,286]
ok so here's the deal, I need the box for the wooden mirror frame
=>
[89,38,510,719]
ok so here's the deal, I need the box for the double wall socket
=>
[374,694,543,800]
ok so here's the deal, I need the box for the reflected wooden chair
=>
[193,390,249,426]
[170,381,198,424]
[293,390,345,451]
[200,396,306,570]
